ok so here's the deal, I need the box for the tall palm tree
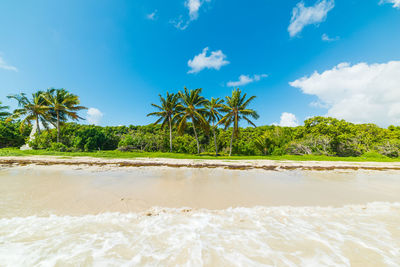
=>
[219,88,259,156]
[42,88,87,143]
[0,101,10,119]
[7,92,50,134]
[147,92,180,152]
[205,97,224,156]
[176,87,209,154]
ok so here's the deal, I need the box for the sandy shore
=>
[1,155,400,171]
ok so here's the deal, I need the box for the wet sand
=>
[1,164,400,217]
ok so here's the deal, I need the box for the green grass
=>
[1,147,400,162]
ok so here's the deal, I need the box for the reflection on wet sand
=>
[1,165,400,217]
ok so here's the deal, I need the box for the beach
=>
[0,157,400,265]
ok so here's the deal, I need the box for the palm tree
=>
[0,101,10,119]
[219,88,259,156]
[42,88,87,143]
[205,97,224,156]
[147,92,180,152]
[176,87,209,154]
[7,92,50,134]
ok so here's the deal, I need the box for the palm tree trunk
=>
[213,123,218,156]
[192,120,200,154]
[168,116,173,152]
[56,111,60,143]
[229,127,234,156]
[35,117,41,135]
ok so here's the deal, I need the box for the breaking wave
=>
[1,202,400,266]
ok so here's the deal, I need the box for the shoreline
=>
[2,155,400,171]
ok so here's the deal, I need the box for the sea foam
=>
[0,202,399,266]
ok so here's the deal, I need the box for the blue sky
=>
[0,0,399,127]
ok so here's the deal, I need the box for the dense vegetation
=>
[2,88,400,159]
[2,116,400,158]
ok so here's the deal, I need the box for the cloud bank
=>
[290,61,400,126]
[288,0,335,37]
[188,47,229,74]
[227,74,268,87]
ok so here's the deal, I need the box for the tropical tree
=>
[205,97,224,155]
[219,88,259,156]
[7,92,50,134]
[147,92,180,152]
[42,88,87,142]
[176,87,209,154]
[0,101,10,119]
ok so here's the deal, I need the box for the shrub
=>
[0,121,30,148]
[173,135,197,154]
[286,142,312,155]
[374,141,400,158]
[49,142,68,152]
[335,137,366,157]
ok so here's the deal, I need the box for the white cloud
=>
[0,55,18,72]
[87,108,103,125]
[172,0,211,30]
[188,47,229,74]
[147,10,157,20]
[290,61,400,127]
[379,0,400,8]
[278,112,299,127]
[227,74,268,87]
[186,0,202,20]
[321,33,339,42]
[288,0,335,37]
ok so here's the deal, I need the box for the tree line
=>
[2,88,400,158]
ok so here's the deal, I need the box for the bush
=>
[286,135,332,156]
[0,121,30,148]
[335,137,366,157]
[173,135,197,154]
[286,142,312,155]
[374,141,400,158]
[49,142,68,152]
[118,131,167,152]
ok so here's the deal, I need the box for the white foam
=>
[1,203,400,266]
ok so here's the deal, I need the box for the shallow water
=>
[0,166,400,266]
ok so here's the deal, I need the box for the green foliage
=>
[287,135,332,156]
[0,101,10,119]
[118,129,167,152]
[0,120,30,148]
[5,118,400,158]
[374,140,400,158]
[49,142,68,152]
[173,134,197,154]
[219,88,259,156]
